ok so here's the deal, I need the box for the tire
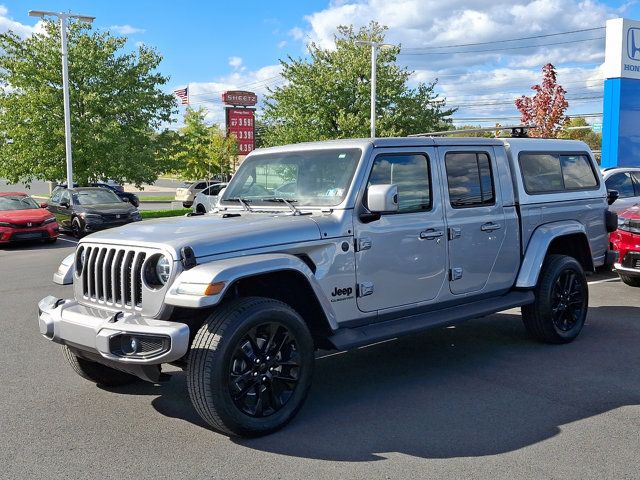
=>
[619,273,640,287]
[195,204,206,214]
[71,217,85,238]
[522,254,589,344]
[187,297,314,437]
[62,346,139,387]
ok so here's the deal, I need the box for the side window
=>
[60,191,70,206]
[606,173,635,198]
[50,188,62,203]
[195,182,207,190]
[367,153,431,213]
[212,185,224,195]
[519,153,563,193]
[445,152,495,208]
[520,152,598,193]
[201,186,214,196]
[630,172,640,196]
[560,155,597,189]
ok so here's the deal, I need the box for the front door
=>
[354,149,447,313]
[440,147,507,295]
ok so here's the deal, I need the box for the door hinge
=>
[355,237,372,252]
[449,267,463,281]
[448,227,461,240]
[357,282,374,297]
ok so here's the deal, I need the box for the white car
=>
[602,167,640,213]
[192,183,227,213]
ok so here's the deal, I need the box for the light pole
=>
[355,41,393,138]
[28,10,95,188]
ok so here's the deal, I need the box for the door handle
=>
[481,222,502,232]
[419,229,443,240]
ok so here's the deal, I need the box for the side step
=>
[328,290,534,351]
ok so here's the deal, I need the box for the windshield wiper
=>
[260,198,302,215]
[225,197,253,212]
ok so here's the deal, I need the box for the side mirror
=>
[607,189,619,206]
[40,202,48,208]
[367,184,398,213]
[122,197,130,203]
[60,200,70,208]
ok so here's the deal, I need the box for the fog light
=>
[121,335,140,355]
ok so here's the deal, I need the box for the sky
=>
[1,0,640,129]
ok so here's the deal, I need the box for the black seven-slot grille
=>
[81,246,147,309]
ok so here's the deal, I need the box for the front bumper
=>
[0,224,59,243]
[37,295,189,365]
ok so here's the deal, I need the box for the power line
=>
[398,36,604,56]
[400,26,605,51]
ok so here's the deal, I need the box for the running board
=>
[328,290,534,351]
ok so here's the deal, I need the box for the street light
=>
[28,10,95,188]
[355,41,393,138]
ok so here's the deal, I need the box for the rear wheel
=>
[62,346,139,386]
[619,273,640,287]
[522,255,588,344]
[187,297,314,437]
[195,204,206,214]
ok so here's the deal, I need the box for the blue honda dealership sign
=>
[602,18,640,167]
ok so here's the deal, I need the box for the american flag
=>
[174,87,189,105]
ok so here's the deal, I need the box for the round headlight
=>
[155,255,171,285]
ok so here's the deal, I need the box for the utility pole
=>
[355,40,393,138]
[28,10,95,187]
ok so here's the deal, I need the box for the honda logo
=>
[116,214,121,219]
[26,222,32,227]
[627,27,640,61]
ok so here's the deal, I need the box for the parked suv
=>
[38,137,616,437]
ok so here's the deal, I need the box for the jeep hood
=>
[81,213,322,259]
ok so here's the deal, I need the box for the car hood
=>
[78,203,136,215]
[0,208,54,223]
[82,212,323,259]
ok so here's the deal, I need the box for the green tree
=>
[171,107,238,180]
[260,22,455,146]
[559,117,602,152]
[0,20,176,186]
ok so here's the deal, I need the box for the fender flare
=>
[516,221,590,288]
[165,253,339,330]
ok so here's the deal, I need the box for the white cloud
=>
[289,0,618,124]
[228,56,243,69]
[0,5,42,38]
[109,24,145,35]
[277,40,287,48]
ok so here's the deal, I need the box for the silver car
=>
[602,167,640,213]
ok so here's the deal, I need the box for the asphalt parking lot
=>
[1,239,639,480]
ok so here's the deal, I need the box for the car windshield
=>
[221,148,361,207]
[0,195,39,211]
[73,189,122,205]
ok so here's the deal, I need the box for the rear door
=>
[440,147,507,295]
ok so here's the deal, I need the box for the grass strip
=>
[140,208,191,219]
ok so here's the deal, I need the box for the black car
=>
[57,182,140,207]
[48,187,142,237]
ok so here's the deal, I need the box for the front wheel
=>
[187,297,314,437]
[522,255,588,344]
[62,346,139,386]
[71,217,85,238]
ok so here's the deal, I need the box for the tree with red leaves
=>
[515,63,569,138]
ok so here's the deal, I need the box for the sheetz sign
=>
[222,90,257,155]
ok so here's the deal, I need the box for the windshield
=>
[0,195,39,211]
[73,189,122,205]
[221,148,361,207]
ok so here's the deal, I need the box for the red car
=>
[610,204,640,287]
[0,192,59,244]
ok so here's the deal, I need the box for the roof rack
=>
[408,124,535,138]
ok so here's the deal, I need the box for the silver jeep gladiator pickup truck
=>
[38,136,618,437]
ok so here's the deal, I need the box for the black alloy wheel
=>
[229,322,300,418]
[187,297,314,437]
[71,217,84,238]
[550,269,586,332]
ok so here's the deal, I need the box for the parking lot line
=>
[57,237,78,245]
[588,277,621,285]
